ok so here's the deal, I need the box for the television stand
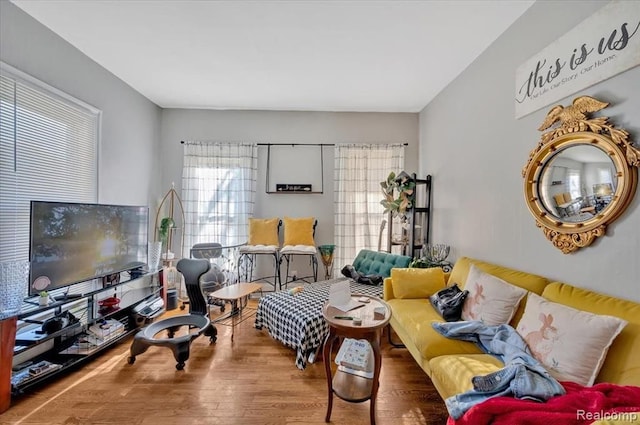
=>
[10,269,163,399]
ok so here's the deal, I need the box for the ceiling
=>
[558,145,612,164]
[12,0,534,113]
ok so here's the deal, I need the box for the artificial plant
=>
[158,217,175,249]
[380,171,416,216]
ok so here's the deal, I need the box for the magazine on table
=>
[335,338,374,378]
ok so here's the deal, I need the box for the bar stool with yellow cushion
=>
[237,218,281,290]
[279,217,318,288]
[553,192,577,217]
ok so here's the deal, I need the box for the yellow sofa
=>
[383,257,640,421]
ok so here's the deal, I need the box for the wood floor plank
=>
[4,301,449,424]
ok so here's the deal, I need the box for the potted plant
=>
[159,217,176,260]
[38,291,49,306]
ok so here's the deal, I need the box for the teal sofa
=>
[352,249,412,277]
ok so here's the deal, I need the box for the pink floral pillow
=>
[460,265,527,325]
[516,293,627,386]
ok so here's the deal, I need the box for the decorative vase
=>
[422,244,450,264]
[38,296,49,307]
[318,244,336,280]
[148,241,162,271]
[0,260,29,320]
[0,260,28,414]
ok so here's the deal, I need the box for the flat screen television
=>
[29,201,149,296]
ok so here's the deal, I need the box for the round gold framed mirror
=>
[522,96,640,253]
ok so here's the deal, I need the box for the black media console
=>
[10,269,164,396]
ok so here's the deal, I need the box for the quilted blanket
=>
[254,278,382,369]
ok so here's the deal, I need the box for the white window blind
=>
[0,65,100,262]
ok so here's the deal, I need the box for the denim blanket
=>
[432,321,565,419]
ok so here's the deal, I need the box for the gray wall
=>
[0,1,162,207]
[419,0,640,302]
[10,0,633,302]
[160,109,419,251]
[1,0,419,281]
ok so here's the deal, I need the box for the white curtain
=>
[334,144,405,271]
[181,142,257,254]
[567,168,582,200]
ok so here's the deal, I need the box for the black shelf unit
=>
[11,269,162,396]
[387,174,432,258]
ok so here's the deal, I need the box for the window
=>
[0,63,100,263]
[181,142,257,253]
[567,168,581,199]
[333,144,405,270]
[597,166,614,186]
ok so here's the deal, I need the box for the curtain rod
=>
[180,141,408,146]
[258,143,333,146]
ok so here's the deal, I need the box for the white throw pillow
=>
[460,264,527,325]
[516,293,627,386]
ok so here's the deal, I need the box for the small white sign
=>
[515,1,640,119]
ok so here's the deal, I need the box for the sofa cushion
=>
[352,249,411,278]
[429,354,504,400]
[516,292,627,386]
[460,265,527,325]
[386,298,483,361]
[543,282,640,386]
[390,267,446,299]
[448,257,550,325]
[449,257,549,294]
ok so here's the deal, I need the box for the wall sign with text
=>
[515,1,640,119]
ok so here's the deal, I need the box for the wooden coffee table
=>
[209,283,262,340]
[322,294,391,425]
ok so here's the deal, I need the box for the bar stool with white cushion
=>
[279,217,318,287]
[237,218,281,290]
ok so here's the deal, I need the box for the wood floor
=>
[3,301,449,425]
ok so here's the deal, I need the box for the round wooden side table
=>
[322,294,392,425]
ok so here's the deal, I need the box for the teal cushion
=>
[352,249,411,278]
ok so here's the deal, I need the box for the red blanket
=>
[447,382,640,425]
